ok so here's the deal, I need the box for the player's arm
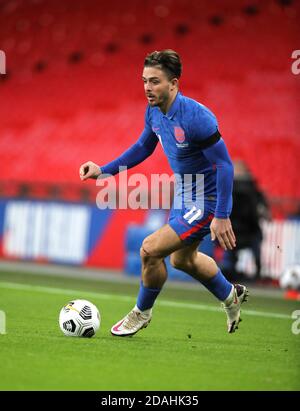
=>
[80,129,158,181]
[101,127,158,176]
[79,110,158,181]
[190,108,235,250]
[202,138,236,250]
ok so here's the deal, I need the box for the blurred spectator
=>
[288,204,300,221]
[223,159,270,282]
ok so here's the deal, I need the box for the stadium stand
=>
[0,0,299,273]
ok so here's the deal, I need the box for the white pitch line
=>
[0,281,292,320]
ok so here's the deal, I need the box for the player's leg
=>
[170,240,217,281]
[170,243,248,333]
[169,197,249,333]
[170,241,233,298]
[140,223,184,287]
[111,224,184,337]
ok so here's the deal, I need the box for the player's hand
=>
[79,161,102,181]
[210,217,236,251]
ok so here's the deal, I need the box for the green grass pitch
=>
[0,269,299,391]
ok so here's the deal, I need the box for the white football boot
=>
[111,306,152,337]
[222,284,249,333]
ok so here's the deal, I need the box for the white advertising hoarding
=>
[3,201,91,264]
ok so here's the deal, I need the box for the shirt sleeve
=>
[202,138,234,218]
[189,105,221,149]
[100,107,158,176]
[189,105,233,218]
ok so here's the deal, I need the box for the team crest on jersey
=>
[174,126,185,143]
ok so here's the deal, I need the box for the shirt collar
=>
[165,91,182,119]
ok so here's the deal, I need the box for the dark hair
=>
[144,49,182,80]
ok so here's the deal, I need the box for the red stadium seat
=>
[0,0,299,216]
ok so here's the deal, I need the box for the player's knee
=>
[140,237,164,261]
[170,255,194,272]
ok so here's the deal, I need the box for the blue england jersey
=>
[142,92,220,206]
[101,91,234,242]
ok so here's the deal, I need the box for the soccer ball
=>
[279,265,300,291]
[59,299,100,337]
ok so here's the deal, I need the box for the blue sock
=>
[201,269,233,301]
[136,281,161,311]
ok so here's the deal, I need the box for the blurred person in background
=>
[222,159,270,282]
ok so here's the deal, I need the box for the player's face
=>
[142,66,177,110]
